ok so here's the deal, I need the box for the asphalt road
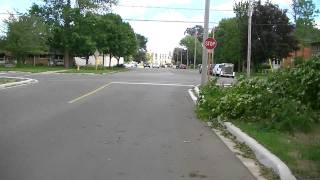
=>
[0,68,254,180]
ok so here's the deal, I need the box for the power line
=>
[122,18,218,24]
[0,12,22,15]
[122,18,320,26]
[117,4,234,12]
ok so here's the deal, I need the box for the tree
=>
[29,0,117,68]
[184,25,204,42]
[76,0,118,13]
[214,18,243,71]
[233,1,249,67]
[291,0,320,43]
[133,34,148,62]
[4,15,50,65]
[71,11,97,65]
[110,21,137,65]
[179,35,202,65]
[251,1,299,66]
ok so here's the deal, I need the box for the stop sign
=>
[204,38,217,50]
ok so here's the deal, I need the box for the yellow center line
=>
[68,82,112,104]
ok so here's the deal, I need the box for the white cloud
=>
[0,4,14,35]
[113,0,192,19]
[118,0,192,6]
[128,10,199,53]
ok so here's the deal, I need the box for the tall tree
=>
[179,35,202,65]
[71,11,97,65]
[132,34,148,62]
[76,0,118,13]
[110,21,137,65]
[291,0,320,43]
[4,15,50,65]
[234,1,249,68]
[184,25,204,42]
[214,18,243,71]
[251,1,299,65]
[29,0,117,68]
[94,13,121,66]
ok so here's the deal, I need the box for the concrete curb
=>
[224,122,296,180]
[0,77,38,89]
[189,87,296,180]
[188,89,197,104]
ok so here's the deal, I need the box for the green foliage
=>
[28,0,118,68]
[251,1,299,65]
[179,35,202,65]
[3,15,50,64]
[214,18,242,67]
[291,0,320,43]
[184,25,204,42]
[293,56,304,66]
[236,122,320,178]
[197,56,320,133]
[133,34,148,62]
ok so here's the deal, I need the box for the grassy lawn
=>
[63,66,128,74]
[0,77,20,84]
[234,121,320,179]
[0,65,65,73]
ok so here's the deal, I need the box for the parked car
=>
[213,64,223,76]
[152,64,160,68]
[179,64,187,69]
[213,63,235,77]
[124,63,136,68]
[54,59,64,66]
[143,63,151,68]
[199,64,215,75]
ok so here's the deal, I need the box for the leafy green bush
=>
[197,56,320,133]
[293,56,304,66]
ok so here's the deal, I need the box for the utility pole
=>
[211,26,216,65]
[194,31,197,70]
[180,49,183,65]
[247,0,253,77]
[201,0,210,86]
[186,49,189,68]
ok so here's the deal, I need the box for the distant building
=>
[74,55,124,67]
[0,50,123,67]
[150,52,172,65]
[283,42,320,67]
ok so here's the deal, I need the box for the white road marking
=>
[69,81,196,104]
[111,81,195,87]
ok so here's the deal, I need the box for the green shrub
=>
[293,57,304,66]
[197,56,320,133]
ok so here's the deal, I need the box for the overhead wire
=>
[116,4,234,12]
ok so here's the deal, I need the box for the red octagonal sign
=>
[204,38,217,50]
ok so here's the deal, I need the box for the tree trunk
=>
[64,49,70,68]
[242,60,245,72]
[109,54,112,67]
[117,58,120,65]
[102,53,105,67]
[86,55,89,65]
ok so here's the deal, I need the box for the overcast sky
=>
[1,0,319,53]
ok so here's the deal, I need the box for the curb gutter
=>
[0,77,38,89]
[225,122,296,180]
[189,86,296,180]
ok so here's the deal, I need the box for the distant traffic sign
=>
[204,38,217,50]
